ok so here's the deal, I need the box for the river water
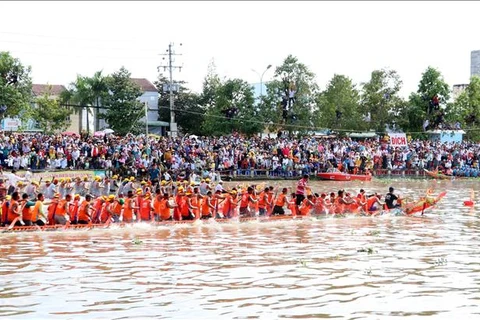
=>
[1,179,480,320]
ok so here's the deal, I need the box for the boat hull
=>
[317,172,372,181]
[0,209,428,234]
[424,169,453,180]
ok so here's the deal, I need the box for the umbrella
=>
[103,129,114,134]
[94,131,105,137]
[62,131,78,136]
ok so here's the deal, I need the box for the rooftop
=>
[131,78,157,92]
[32,84,66,96]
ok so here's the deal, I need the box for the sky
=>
[1,1,479,99]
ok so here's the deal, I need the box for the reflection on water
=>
[1,180,480,319]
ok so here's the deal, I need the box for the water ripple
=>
[1,180,480,319]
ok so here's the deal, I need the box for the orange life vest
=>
[123,198,134,221]
[159,198,171,220]
[7,200,20,222]
[22,202,33,221]
[47,200,59,225]
[299,198,313,216]
[202,197,212,217]
[77,200,91,222]
[139,199,152,220]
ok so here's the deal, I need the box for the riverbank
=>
[4,168,459,183]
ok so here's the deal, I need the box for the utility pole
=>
[159,42,183,138]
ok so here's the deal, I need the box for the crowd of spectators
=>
[1,131,480,179]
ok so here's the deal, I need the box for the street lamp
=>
[251,64,272,98]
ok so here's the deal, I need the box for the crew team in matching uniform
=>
[0,173,406,227]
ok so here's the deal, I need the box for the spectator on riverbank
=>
[1,131,480,180]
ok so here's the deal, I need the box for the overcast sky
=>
[1,1,479,98]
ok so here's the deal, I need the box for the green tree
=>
[403,66,450,133]
[263,55,319,134]
[155,74,204,135]
[316,74,364,132]
[32,88,73,134]
[0,51,33,118]
[360,69,404,133]
[64,71,109,134]
[89,71,109,131]
[199,59,222,110]
[101,67,144,135]
[202,78,260,136]
[450,76,480,140]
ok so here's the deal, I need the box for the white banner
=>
[1,118,21,131]
[388,133,408,147]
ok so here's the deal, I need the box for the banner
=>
[16,170,97,181]
[388,133,408,147]
[1,118,21,131]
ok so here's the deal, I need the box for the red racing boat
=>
[317,168,372,181]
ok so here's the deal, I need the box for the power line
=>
[0,31,141,43]
[6,49,159,60]
[0,38,161,53]
[61,102,470,135]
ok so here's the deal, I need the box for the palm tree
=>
[89,71,108,131]
[66,71,109,134]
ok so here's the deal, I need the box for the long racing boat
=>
[317,168,372,181]
[1,192,446,234]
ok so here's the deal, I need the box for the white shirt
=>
[214,183,224,193]
[4,173,26,188]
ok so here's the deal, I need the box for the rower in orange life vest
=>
[55,194,72,225]
[313,193,327,215]
[134,188,144,220]
[158,193,176,221]
[298,194,315,216]
[239,186,258,217]
[47,193,60,225]
[69,194,81,224]
[223,190,239,219]
[365,193,385,214]
[97,195,113,223]
[356,189,367,210]
[201,191,215,219]
[20,193,36,226]
[213,189,228,219]
[344,192,360,213]
[92,196,107,223]
[193,186,204,219]
[272,188,288,215]
[6,192,22,226]
[77,194,94,224]
[185,191,199,220]
[257,187,269,216]
[139,192,153,222]
[173,186,185,221]
[248,187,259,216]
[287,193,297,216]
[177,190,190,221]
[122,191,136,223]
[108,195,123,223]
[266,186,275,215]
[333,190,356,214]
